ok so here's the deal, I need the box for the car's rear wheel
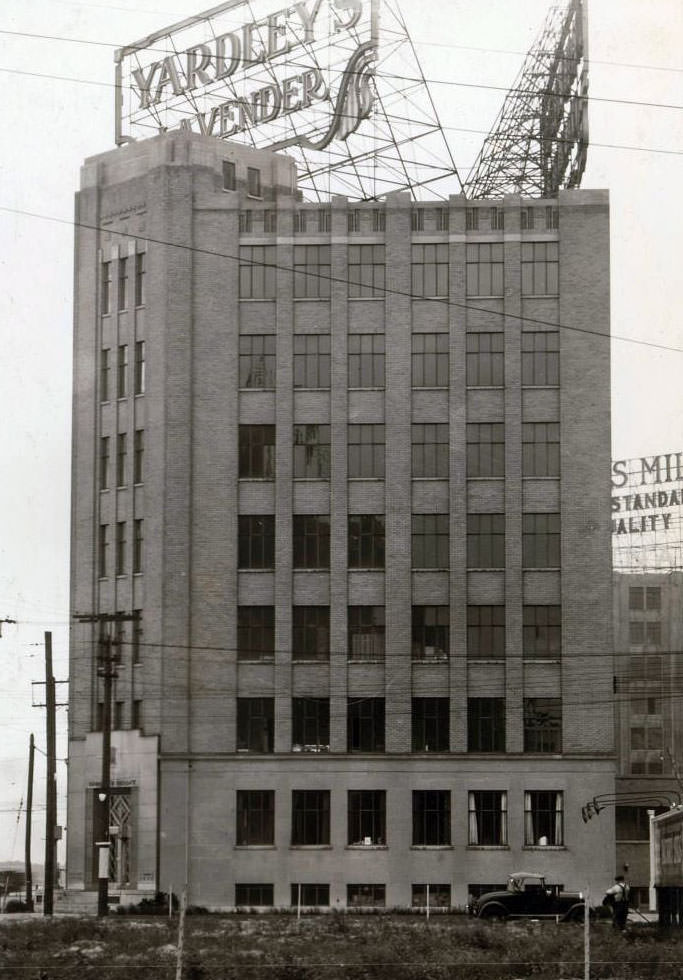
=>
[480,904,508,921]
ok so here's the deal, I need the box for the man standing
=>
[604,874,630,930]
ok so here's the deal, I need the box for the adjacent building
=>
[67,131,614,909]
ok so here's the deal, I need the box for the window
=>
[524,698,562,753]
[412,514,449,568]
[348,245,385,297]
[293,424,330,479]
[411,208,424,232]
[239,245,277,298]
[95,701,104,732]
[412,698,449,752]
[629,586,661,611]
[466,243,504,296]
[132,699,142,729]
[293,515,330,569]
[522,332,559,386]
[239,425,275,479]
[102,261,112,314]
[412,423,448,478]
[467,514,504,568]
[118,256,128,310]
[412,884,451,908]
[116,432,127,488]
[412,791,451,846]
[412,333,448,387]
[236,790,274,845]
[247,166,261,197]
[545,206,559,230]
[98,524,108,578]
[235,883,273,906]
[317,209,331,232]
[239,335,276,388]
[348,515,385,569]
[629,621,644,645]
[348,424,385,479]
[292,606,329,661]
[348,698,385,752]
[467,606,505,659]
[294,245,331,299]
[646,586,662,610]
[133,519,143,573]
[133,429,144,484]
[291,884,329,907]
[468,791,508,845]
[629,587,644,611]
[411,244,449,297]
[372,209,385,232]
[348,790,385,845]
[237,606,274,661]
[263,210,277,233]
[114,700,124,730]
[523,606,561,658]
[436,207,449,232]
[239,210,253,233]
[134,340,145,395]
[293,334,330,388]
[99,436,110,491]
[466,423,504,477]
[522,242,559,295]
[100,349,110,401]
[134,252,145,307]
[348,334,384,388]
[117,344,128,398]
[132,610,142,665]
[490,206,504,231]
[222,159,236,190]
[293,210,308,233]
[520,206,535,230]
[238,515,275,569]
[466,333,504,387]
[348,884,385,908]
[348,606,385,661]
[114,521,127,576]
[522,423,560,477]
[237,698,274,752]
[348,209,360,233]
[411,606,449,661]
[616,806,665,841]
[468,698,505,752]
[292,698,329,751]
[291,790,330,845]
[465,208,479,231]
[522,513,560,567]
[630,621,661,646]
[524,790,563,846]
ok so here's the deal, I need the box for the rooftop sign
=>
[612,451,683,570]
[115,0,378,152]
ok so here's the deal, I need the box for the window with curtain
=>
[524,790,564,846]
[468,790,508,846]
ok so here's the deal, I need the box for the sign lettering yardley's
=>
[116,0,378,150]
[611,452,683,536]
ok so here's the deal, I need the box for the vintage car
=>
[469,871,587,921]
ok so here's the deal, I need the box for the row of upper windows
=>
[98,519,143,577]
[238,422,560,480]
[237,243,559,299]
[238,603,561,662]
[102,253,145,314]
[238,332,560,389]
[100,342,145,400]
[90,696,560,756]
[231,787,564,849]
[99,429,144,489]
[234,513,561,570]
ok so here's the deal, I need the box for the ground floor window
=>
[347,883,386,908]
[524,790,564,846]
[290,883,330,907]
[412,884,451,908]
[235,883,273,906]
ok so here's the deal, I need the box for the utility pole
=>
[25,733,34,911]
[44,632,57,916]
[75,611,138,917]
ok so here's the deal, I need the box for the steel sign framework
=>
[115,0,464,201]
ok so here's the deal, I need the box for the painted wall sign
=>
[115,0,378,151]
[611,452,683,537]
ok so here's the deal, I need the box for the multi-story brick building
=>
[613,571,683,908]
[67,131,614,909]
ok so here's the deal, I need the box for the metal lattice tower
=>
[465,0,588,199]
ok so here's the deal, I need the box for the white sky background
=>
[0,0,680,868]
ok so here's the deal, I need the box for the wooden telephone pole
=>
[25,733,34,911]
[44,632,57,916]
[75,611,139,917]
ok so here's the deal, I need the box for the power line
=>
[0,203,678,355]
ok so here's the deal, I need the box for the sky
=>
[0,0,680,869]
